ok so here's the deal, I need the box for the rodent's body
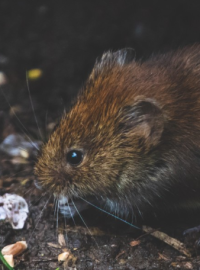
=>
[35,45,200,218]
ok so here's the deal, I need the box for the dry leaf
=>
[58,233,66,247]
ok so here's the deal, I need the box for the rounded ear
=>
[88,48,136,85]
[119,98,164,147]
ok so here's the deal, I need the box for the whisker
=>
[67,201,76,226]
[54,196,58,217]
[0,90,39,151]
[71,199,101,248]
[63,215,68,242]
[45,110,48,140]
[23,185,40,196]
[29,194,52,242]
[71,199,93,236]
[32,192,48,205]
[72,199,104,269]
[26,72,43,140]
[56,198,59,234]
[53,197,60,236]
[78,196,141,230]
[2,167,33,178]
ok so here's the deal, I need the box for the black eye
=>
[66,150,83,166]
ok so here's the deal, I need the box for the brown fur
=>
[35,45,200,217]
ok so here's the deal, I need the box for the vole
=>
[34,45,200,221]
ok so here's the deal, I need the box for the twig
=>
[142,225,191,257]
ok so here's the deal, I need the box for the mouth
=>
[57,195,89,219]
[34,179,43,190]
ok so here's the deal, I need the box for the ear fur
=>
[119,97,164,147]
[102,48,135,66]
[94,48,135,70]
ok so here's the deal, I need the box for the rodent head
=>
[34,49,164,212]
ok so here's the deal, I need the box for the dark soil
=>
[1,1,200,269]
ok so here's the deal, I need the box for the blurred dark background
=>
[1,0,200,134]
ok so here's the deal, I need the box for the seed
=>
[3,254,14,267]
[2,241,27,257]
[58,251,70,262]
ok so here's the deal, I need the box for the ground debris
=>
[129,240,141,247]
[0,193,29,229]
[158,252,171,261]
[143,225,192,257]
